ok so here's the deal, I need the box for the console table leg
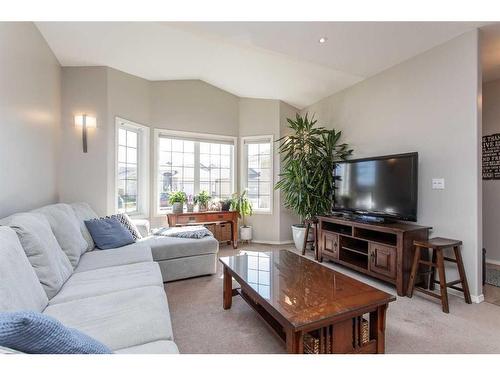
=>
[223,265,232,310]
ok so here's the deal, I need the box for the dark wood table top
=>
[220,250,396,329]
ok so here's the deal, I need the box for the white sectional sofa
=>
[0,202,219,354]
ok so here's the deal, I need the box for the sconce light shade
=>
[74,114,97,153]
[74,114,97,128]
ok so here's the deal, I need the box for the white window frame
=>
[153,128,237,217]
[115,117,150,218]
[240,135,274,215]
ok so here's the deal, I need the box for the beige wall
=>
[59,67,109,216]
[482,79,500,263]
[302,31,483,299]
[151,80,239,136]
[0,22,61,217]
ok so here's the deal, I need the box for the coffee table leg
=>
[285,329,303,354]
[223,265,232,310]
[370,305,387,353]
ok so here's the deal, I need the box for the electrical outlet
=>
[432,178,445,190]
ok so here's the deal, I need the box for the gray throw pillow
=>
[7,213,73,300]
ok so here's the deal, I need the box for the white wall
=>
[0,22,61,217]
[482,79,500,264]
[302,31,483,299]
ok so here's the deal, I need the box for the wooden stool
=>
[407,237,472,313]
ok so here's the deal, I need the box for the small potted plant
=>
[169,191,187,214]
[220,198,232,211]
[230,190,253,241]
[194,190,211,212]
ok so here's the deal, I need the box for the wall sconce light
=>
[74,114,97,153]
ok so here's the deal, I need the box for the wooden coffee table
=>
[219,250,395,354]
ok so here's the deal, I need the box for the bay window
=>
[155,130,236,213]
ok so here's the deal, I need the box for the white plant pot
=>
[292,224,314,251]
[240,226,253,241]
[172,202,184,214]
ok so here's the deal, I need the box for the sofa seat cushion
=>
[32,204,88,268]
[49,262,163,305]
[115,340,179,354]
[0,227,48,312]
[70,202,99,252]
[74,244,153,273]
[139,235,219,262]
[1,213,73,300]
[43,286,173,351]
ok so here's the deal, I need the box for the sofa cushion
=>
[0,311,112,354]
[85,217,135,250]
[3,213,73,300]
[43,286,173,351]
[139,235,219,261]
[115,340,179,354]
[49,262,163,305]
[32,204,88,268]
[0,227,48,312]
[70,202,99,251]
[74,244,153,273]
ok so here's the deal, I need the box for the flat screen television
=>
[333,152,418,222]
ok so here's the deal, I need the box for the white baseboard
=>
[447,288,484,303]
[250,240,294,245]
[486,258,500,266]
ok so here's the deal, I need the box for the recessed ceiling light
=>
[318,37,327,44]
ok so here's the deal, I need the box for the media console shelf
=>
[317,216,431,296]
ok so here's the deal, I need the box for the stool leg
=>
[407,245,421,298]
[453,246,472,304]
[436,249,449,313]
[429,248,437,291]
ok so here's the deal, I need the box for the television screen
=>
[334,153,418,221]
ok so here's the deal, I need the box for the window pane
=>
[258,168,271,181]
[200,168,210,180]
[247,182,258,195]
[118,146,126,163]
[172,139,183,152]
[259,182,271,195]
[248,144,259,156]
[259,196,270,209]
[248,155,258,168]
[210,154,220,168]
[126,180,137,196]
[210,143,220,154]
[126,165,137,180]
[220,168,230,180]
[200,153,210,167]
[259,143,271,155]
[127,131,137,148]
[159,138,171,151]
[125,196,137,213]
[259,155,271,169]
[221,155,231,168]
[127,147,137,164]
[184,153,194,167]
[159,151,171,166]
[184,141,195,153]
[183,167,194,180]
[118,129,127,146]
[118,163,127,179]
[200,142,210,154]
[221,144,231,155]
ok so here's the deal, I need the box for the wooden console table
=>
[317,216,431,296]
[167,211,239,249]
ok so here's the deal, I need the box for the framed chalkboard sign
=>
[483,133,500,180]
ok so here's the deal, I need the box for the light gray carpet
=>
[486,264,500,287]
[165,243,500,354]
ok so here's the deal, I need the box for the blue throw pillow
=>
[0,311,112,354]
[84,217,135,250]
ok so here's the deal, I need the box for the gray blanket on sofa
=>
[152,226,213,239]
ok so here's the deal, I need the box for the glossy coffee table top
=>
[220,250,395,328]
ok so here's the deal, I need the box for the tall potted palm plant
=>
[275,113,352,256]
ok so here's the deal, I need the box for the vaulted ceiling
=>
[36,22,486,108]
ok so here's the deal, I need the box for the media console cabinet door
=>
[369,243,397,279]
[322,232,339,259]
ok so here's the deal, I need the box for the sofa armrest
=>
[131,219,150,237]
